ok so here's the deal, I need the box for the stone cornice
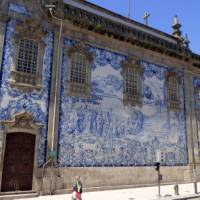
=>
[60,3,200,69]
[15,18,48,42]
[0,112,43,130]
[165,70,181,83]
[67,42,94,63]
[122,56,144,74]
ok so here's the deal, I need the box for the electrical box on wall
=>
[156,150,165,163]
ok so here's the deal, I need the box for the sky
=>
[86,0,200,54]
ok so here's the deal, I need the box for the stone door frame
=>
[0,112,43,192]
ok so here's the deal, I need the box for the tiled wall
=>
[0,3,54,166]
[58,39,188,167]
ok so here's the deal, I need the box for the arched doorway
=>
[1,132,35,192]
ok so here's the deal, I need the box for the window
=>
[124,68,140,105]
[66,43,93,98]
[123,56,143,106]
[17,39,38,74]
[9,19,47,92]
[166,72,180,110]
[195,87,200,121]
[71,53,87,84]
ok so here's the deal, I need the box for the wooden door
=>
[1,133,35,192]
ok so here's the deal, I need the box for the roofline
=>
[64,0,177,43]
[40,0,200,67]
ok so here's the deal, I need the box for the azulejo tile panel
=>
[193,77,200,155]
[0,4,54,166]
[58,38,188,167]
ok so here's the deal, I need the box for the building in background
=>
[0,0,200,195]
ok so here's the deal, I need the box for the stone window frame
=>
[122,56,144,107]
[165,71,181,111]
[66,43,94,99]
[9,19,47,92]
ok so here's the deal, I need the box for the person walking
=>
[74,176,83,200]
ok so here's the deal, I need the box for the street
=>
[17,183,200,200]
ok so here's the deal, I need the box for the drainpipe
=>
[47,6,63,153]
[49,7,63,196]
[44,4,63,195]
[41,158,52,195]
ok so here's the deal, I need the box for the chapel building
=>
[0,0,200,195]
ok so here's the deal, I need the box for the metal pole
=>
[193,168,198,194]
[155,162,161,198]
[158,167,161,197]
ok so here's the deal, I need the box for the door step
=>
[0,190,38,200]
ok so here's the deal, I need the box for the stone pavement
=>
[17,183,200,200]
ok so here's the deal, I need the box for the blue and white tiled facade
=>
[57,39,188,167]
[0,3,54,166]
[1,0,200,192]
[1,2,199,171]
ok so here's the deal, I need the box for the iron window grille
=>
[17,39,38,75]
[123,56,143,107]
[166,72,181,110]
[66,43,93,98]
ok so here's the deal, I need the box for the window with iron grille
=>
[17,39,38,74]
[167,74,180,110]
[71,53,87,84]
[9,21,46,92]
[123,57,143,107]
[67,52,91,98]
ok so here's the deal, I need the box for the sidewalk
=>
[17,183,200,200]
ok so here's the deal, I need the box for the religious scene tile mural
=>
[58,38,188,167]
[0,3,53,166]
[193,77,200,154]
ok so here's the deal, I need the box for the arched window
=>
[166,71,181,110]
[66,43,93,98]
[123,56,144,106]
